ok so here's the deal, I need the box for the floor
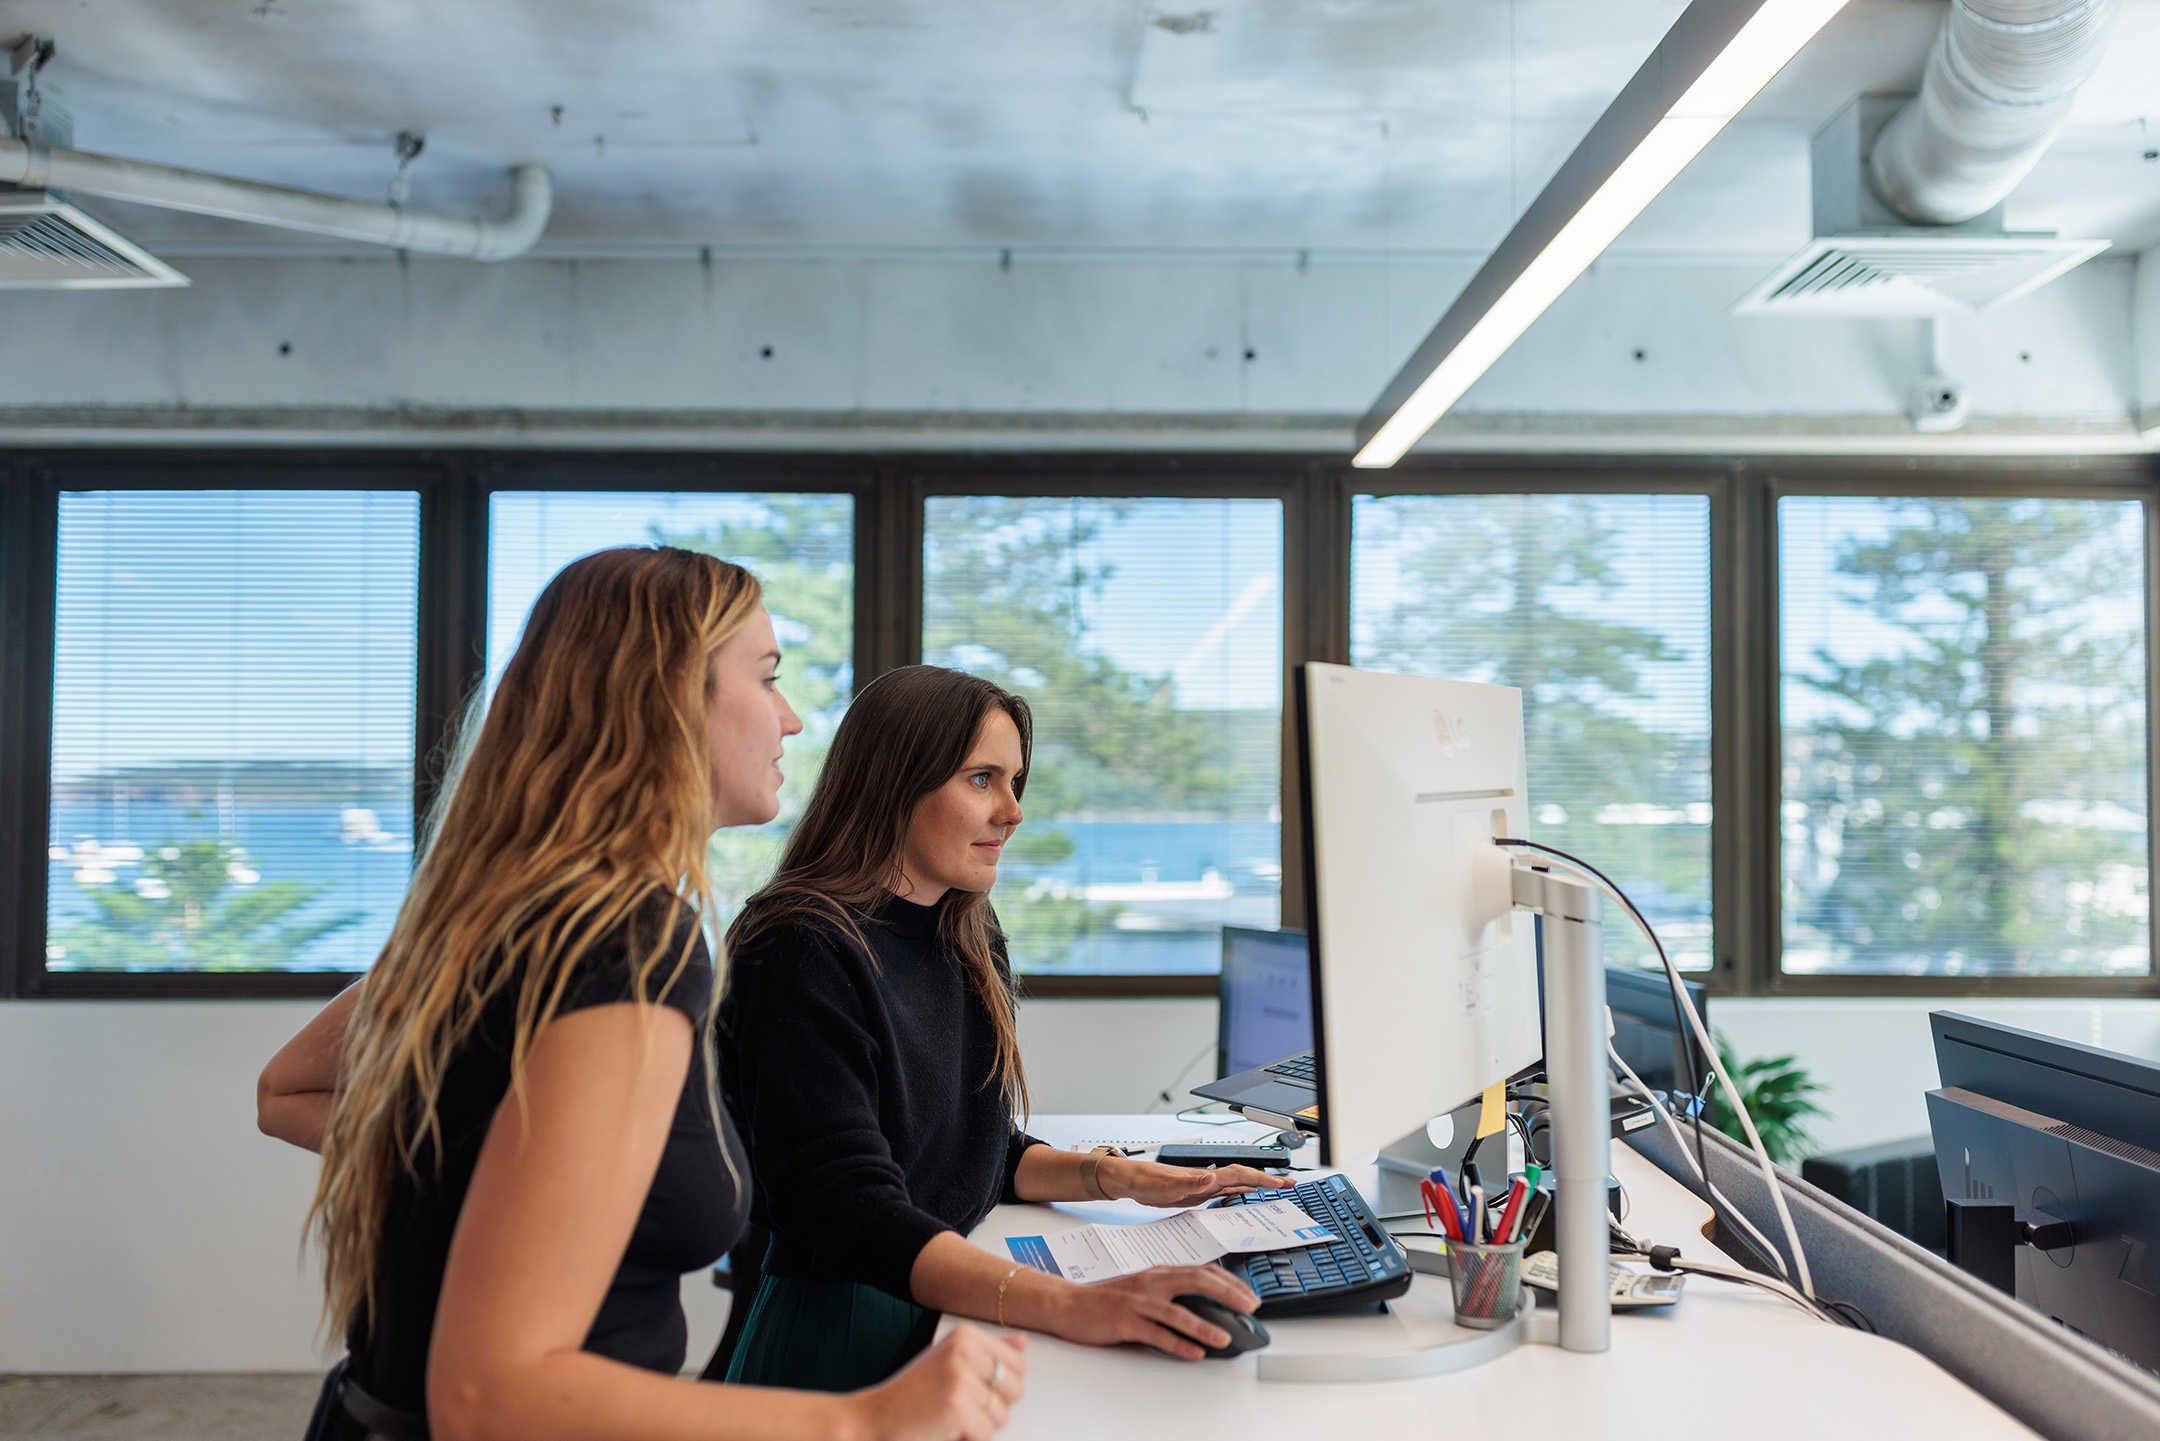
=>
[0,1374,322,1441]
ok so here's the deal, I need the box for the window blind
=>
[487,491,855,922]
[1779,496,2149,978]
[923,496,1283,975]
[47,490,418,973]
[1351,493,1713,971]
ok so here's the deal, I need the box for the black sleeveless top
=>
[350,903,748,1416]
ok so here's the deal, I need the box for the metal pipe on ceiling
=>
[1869,0,2121,226]
[0,138,552,260]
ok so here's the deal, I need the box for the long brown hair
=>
[728,665,1031,1115]
[308,546,764,1336]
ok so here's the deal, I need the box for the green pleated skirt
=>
[722,1273,941,1393]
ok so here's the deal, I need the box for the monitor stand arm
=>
[1257,863,1609,1381]
[1512,862,1611,1355]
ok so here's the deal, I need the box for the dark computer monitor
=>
[1217,926,1314,1078]
[1927,1011,2160,1371]
[1605,966,1708,1100]
[1530,940,1709,1101]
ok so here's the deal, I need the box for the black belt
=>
[335,1360,431,1441]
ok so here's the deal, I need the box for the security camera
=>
[1910,371,1968,433]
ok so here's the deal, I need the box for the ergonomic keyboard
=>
[1212,1173,1413,1317]
[1261,1052,1317,1085]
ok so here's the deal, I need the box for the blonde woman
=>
[258,549,1025,1441]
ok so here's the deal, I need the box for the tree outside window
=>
[1352,493,1713,971]
[1779,497,2149,977]
[924,497,1283,974]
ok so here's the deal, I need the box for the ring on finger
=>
[989,1356,1005,1390]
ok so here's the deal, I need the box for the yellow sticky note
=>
[1475,1082,1506,1139]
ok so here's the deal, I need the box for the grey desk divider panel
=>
[1626,1124,2160,1441]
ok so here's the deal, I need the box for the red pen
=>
[1494,1176,1530,1243]
[1421,1178,1464,1241]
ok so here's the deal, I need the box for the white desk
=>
[947,1114,2038,1439]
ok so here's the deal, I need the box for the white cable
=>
[1507,845,1816,1299]
[1667,1256,1827,1322]
[1609,1042,1796,1281]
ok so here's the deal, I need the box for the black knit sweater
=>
[719,894,1045,1303]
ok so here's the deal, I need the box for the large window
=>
[46,490,418,973]
[1351,493,1714,971]
[923,497,1283,974]
[1778,496,2150,978]
[10,460,2158,999]
[487,491,854,921]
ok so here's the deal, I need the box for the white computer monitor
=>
[1296,662,1542,1167]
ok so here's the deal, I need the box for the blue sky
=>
[73,487,2125,780]
[493,491,1286,713]
[925,496,1285,713]
[1778,496,2148,732]
[52,491,418,779]
[1349,493,1712,740]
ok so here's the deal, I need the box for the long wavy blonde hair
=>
[308,545,763,1337]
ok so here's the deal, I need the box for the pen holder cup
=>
[1444,1238,1526,1329]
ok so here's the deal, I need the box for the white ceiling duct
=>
[1735,93,2107,317]
[0,36,548,268]
[0,138,552,262]
[1871,0,2122,226]
[1740,0,2120,317]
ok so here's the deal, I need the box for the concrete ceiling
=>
[14,0,2160,256]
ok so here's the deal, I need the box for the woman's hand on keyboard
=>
[1043,1264,1260,1361]
[1104,1158,1296,1208]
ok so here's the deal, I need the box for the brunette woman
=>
[258,550,1025,1441]
[719,665,1291,1393]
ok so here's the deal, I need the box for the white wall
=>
[2136,242,2160,434]
[0,249,2144,448]
[0,995,1219,1375]
[0,1000,332,1374]
[1714,997,2160,1156]
[9,990,2160,1374]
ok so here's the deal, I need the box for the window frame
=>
[4,448,2156,1001]
[1752,460,2160,1000]
[1341,459,1738,993]
[904,455,1334,998]
[4,452,468,999]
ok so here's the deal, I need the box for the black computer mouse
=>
[1173,1294,1271,1358]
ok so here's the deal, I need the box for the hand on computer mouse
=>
[1172,1294,1270,1359]
[1105,1158,1296,1208]
[1040,1264,1259,1361]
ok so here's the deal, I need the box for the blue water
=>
[48,800,415,972]
[1004,819,1283,974]
[47,801,1280,977]
[1021,819,1280,887]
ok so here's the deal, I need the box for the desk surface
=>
[949,1114,2038,1439]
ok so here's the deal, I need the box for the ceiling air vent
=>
[1734,96,2104,318]
[1739,233,2106,316]
[0,191,188,289]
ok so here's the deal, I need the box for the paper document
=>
[1005,1200,1335,1285]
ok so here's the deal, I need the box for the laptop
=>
[1192,925,1686,1140]
[1190,926,1321,1128]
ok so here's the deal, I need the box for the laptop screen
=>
[1219,927,1314,1077]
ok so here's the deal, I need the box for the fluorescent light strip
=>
[1354,0,1850,468]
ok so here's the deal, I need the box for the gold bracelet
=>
[996,1264,1021,1328]
[1080,1145,1115,1201]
